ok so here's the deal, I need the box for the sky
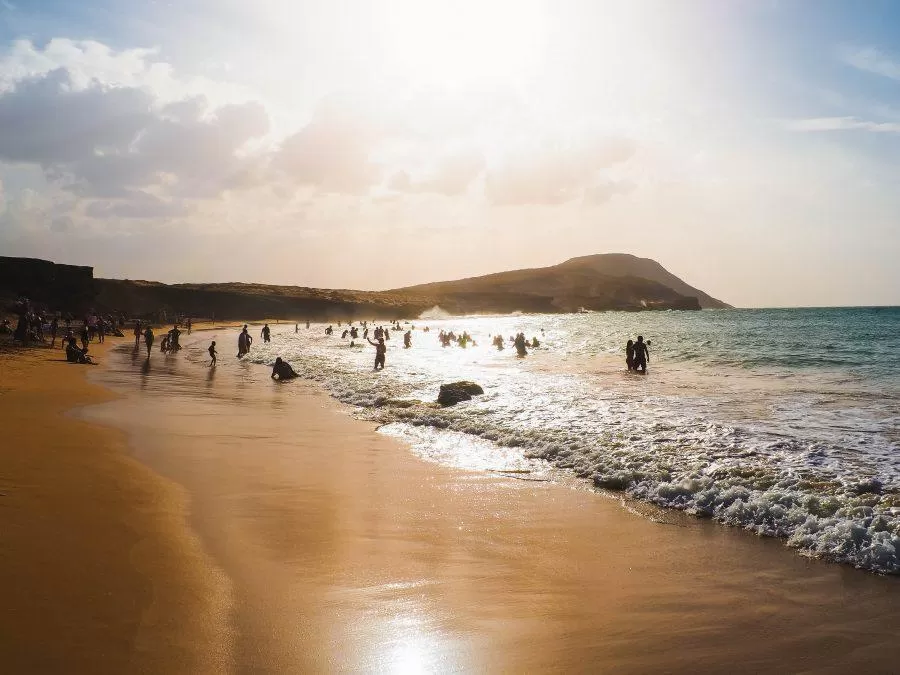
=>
[0,0,899,307]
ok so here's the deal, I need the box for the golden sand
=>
[2,332,898,672]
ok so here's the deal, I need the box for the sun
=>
[375,0,547,88]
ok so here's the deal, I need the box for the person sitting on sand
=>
[633,335,649,373]
[367,336,387,370]
[208,341,217,366]
[66,337,94,364]
[261,323,271,343]
[143,326,154,357]
[271,357,299,380]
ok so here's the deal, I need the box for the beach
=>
[1,327,898,672]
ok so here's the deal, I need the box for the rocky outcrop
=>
[0,257,95,313]
[437,381,484,406]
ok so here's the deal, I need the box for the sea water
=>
[242,308,900,574]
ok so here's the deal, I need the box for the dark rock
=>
[437,381,484,406]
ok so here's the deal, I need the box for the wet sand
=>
[0,339,230,673]
[72,328,899,673]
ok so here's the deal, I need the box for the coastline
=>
[0,339,231,673]
[3,327,898,671]
[82,328,900,671]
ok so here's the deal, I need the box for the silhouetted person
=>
[325,325,333,336]
[634,336,649,373]
[514,333,528,357]
[367,337,386,370]
[625,339,635,371]
[295,323,299,333]
[50,316,59,348]
[261,323,271,343]
[143,326,154,358]
[238,325,252,357]
[271,357,299,380]
[208,341,217,366]
[404,330,412,348]
[186,317,192,334]
[134,320,142,346]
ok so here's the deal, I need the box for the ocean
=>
[231,307,900,574]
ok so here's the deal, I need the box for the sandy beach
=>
[2,328,898,673]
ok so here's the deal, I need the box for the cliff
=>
[0,257,95,313]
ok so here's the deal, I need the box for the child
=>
[208,340,217,366]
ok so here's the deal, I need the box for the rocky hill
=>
[3,254,729,319]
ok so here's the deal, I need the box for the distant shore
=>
[2,329,898,671]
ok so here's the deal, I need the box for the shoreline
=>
[0,339,231,673]
[74,328,900,671]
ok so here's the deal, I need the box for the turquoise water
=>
[237,307,899,573]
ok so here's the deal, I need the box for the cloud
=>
[782,116,900,133]
[485,137,635,205]
[388,151,484,196]
[838,45,900,81]
[273,96,380,194]
[84,191,187,220]
[0,65,271,216]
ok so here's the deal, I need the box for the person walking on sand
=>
[144,326,154,358]
[367,336,387,370]
[208,340,217,366]
[633,335,649,373]
[134,320,142,347]
[261,323,271,343]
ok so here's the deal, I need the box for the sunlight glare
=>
[377,0,547,88]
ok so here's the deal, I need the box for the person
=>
[493,335,504,351]
[363,328,369,340]
[186,317,192,334]
[514,332,528,357]
[134,320,142,346]
[143,326,155,357]
[271,357,299,380]
[295,322,299,333]
[49,315,59,348]
[65,337,93,364]
[208,340,217,366]
[80,323,90,351]
[306,321,310,329]
[341,329,349,339]
[169,325,181,351]
[325,325,333,336]
[625,339,635,371]
[261,323,271,343]
[367,336,386,370]
[160,334,170,353]
[531,336,540,348]
[633,335,649,373]
[404,330,412,348]
[238,325,252,357]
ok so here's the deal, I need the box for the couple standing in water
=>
[625,336,650,373]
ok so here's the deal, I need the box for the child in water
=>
[208,340,217,366]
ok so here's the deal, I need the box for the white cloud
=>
[782,116,900,133]
[838,44,900,81]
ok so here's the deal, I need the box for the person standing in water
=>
[404,330,412,348]
[633,335,649,373]
[367,336,386,370]
[143,326,154,358]
[625,339,635,370]
[208,340,217,366]
[238,325,252,357]
[295,323,299,333]
[261,323,271,343]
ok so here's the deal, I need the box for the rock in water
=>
[437,381,484,406]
